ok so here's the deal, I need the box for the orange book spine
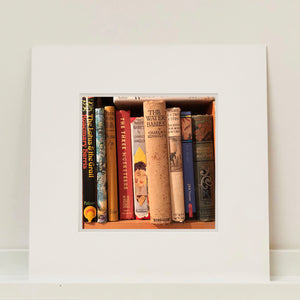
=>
[104,106,119,221]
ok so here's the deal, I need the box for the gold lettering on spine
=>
[119,118,128,190]
[82,114,88,169]
[87,112,94,178]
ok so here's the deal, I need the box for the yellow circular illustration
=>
[84,206,96,223]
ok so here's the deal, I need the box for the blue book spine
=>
[180,111,197,219]
[95,108,107,223]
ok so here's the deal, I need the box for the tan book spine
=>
[143,101,171,224]
[167,108,185,222]
[104,106,119,221]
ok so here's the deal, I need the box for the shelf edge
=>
[1,249,300,282]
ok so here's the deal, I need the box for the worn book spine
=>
[82,97,97,223]
[192,114,215,222]
[180,111,197,220]
[104,106,119,221]
[167,108,185,222]
[116,110,134,220]
[95,108,107,223]
[143,101,171,224]
[130,117,150,220]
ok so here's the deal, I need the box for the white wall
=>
[0,0,299,249]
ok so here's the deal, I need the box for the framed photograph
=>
[81,94,216,230]
[29,45,269,281]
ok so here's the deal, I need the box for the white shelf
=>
[0,278,300,300]
[1,250,300,299]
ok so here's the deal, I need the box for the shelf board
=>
[83,220,215,229]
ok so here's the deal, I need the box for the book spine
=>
[180,111,197,220]
[104,106,119,222]
[95,108,107,223]
[116,110,134,220]
[82,97,97,223]
[130,117,150,220]
[167,108,185,222]
[192,115,215,222]
[143,101,171,224]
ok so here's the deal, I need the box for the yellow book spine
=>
[105,106,119,221]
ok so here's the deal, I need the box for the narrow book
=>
[95,107,107,223]
[167,108,185,222]
[180,111,197,219]
[82,97,97,223]
[104,106,119,222]
[130,117,150,220]
[116,110,134,220]
[143,101,171,224]
[192,114,215,222]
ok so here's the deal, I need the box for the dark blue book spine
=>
[181,111,197,219]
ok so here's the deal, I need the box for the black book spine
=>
[82,97,97,223]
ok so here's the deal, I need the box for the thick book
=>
[192,114,215,222]
[167,108,185,222]
[116,110,134,220]
[143,101,171,224]
[95,107,107,223]
[82,97,97,223]
[180,111,197,219]
[130,117,150,220]
[104,106,119,222]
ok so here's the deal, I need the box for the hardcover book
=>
[143,100,171,224]
[130,117,150,220]
[82,97,97,223]
[192,114,215,222]
[95,107,107,223]
[180,111,197,219]
[104,106,119,222]
[167,108,185,222]
[116,110,134,220]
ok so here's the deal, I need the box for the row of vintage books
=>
[82,96,215,225]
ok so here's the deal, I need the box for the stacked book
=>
[82,96,215,225]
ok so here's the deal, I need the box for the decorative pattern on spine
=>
[130,117,150,220]
[167,108,185,222]
[116,110,134,220]
[82,97,97,223]
[180,111,197,220]
[95,108,107,223]
[192,115,215,222]
[143,101,171,224]
[104,106,119,222]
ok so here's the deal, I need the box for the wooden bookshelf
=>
[84,220,215,229]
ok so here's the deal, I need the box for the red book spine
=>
[116,110,134,220]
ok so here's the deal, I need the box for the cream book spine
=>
[167,107,185,222]
[130,117,150,220]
